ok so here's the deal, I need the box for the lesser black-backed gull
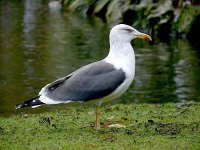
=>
[16,24,152,130]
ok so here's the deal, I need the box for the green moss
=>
[172,5,196,34]
[0,103,200,149]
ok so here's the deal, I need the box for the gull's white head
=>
[110,24,152,43]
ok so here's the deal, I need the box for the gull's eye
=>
[125,29,133,33]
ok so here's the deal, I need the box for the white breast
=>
[103,42,135,101]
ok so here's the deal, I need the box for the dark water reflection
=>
[0,0,200,116]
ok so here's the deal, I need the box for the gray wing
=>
[42,61,126,102]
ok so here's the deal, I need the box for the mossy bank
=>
[0,103,200,149]
[61,0,200,42]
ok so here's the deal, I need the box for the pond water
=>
[0,0,200,116]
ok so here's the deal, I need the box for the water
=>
[0,0,200,116]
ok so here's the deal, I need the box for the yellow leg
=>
[95,106,101,130]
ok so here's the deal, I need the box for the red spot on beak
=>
[144,36,152,41]
[137,33,152,41]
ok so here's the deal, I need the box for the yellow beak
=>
[136,33,152,41]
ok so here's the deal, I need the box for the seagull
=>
[16,24,151,130]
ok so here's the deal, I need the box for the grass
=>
[0,103,200,149]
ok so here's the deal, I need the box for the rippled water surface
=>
[0,0,200,116]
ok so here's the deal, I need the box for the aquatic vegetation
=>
[61,0,200,41]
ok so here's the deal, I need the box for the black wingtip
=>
[15,96,44,109]
[15,104,23,109]
[15,102,30,109]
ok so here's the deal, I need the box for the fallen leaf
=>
[108,124,126,128]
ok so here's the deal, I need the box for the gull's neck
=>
[104,39,135,76]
